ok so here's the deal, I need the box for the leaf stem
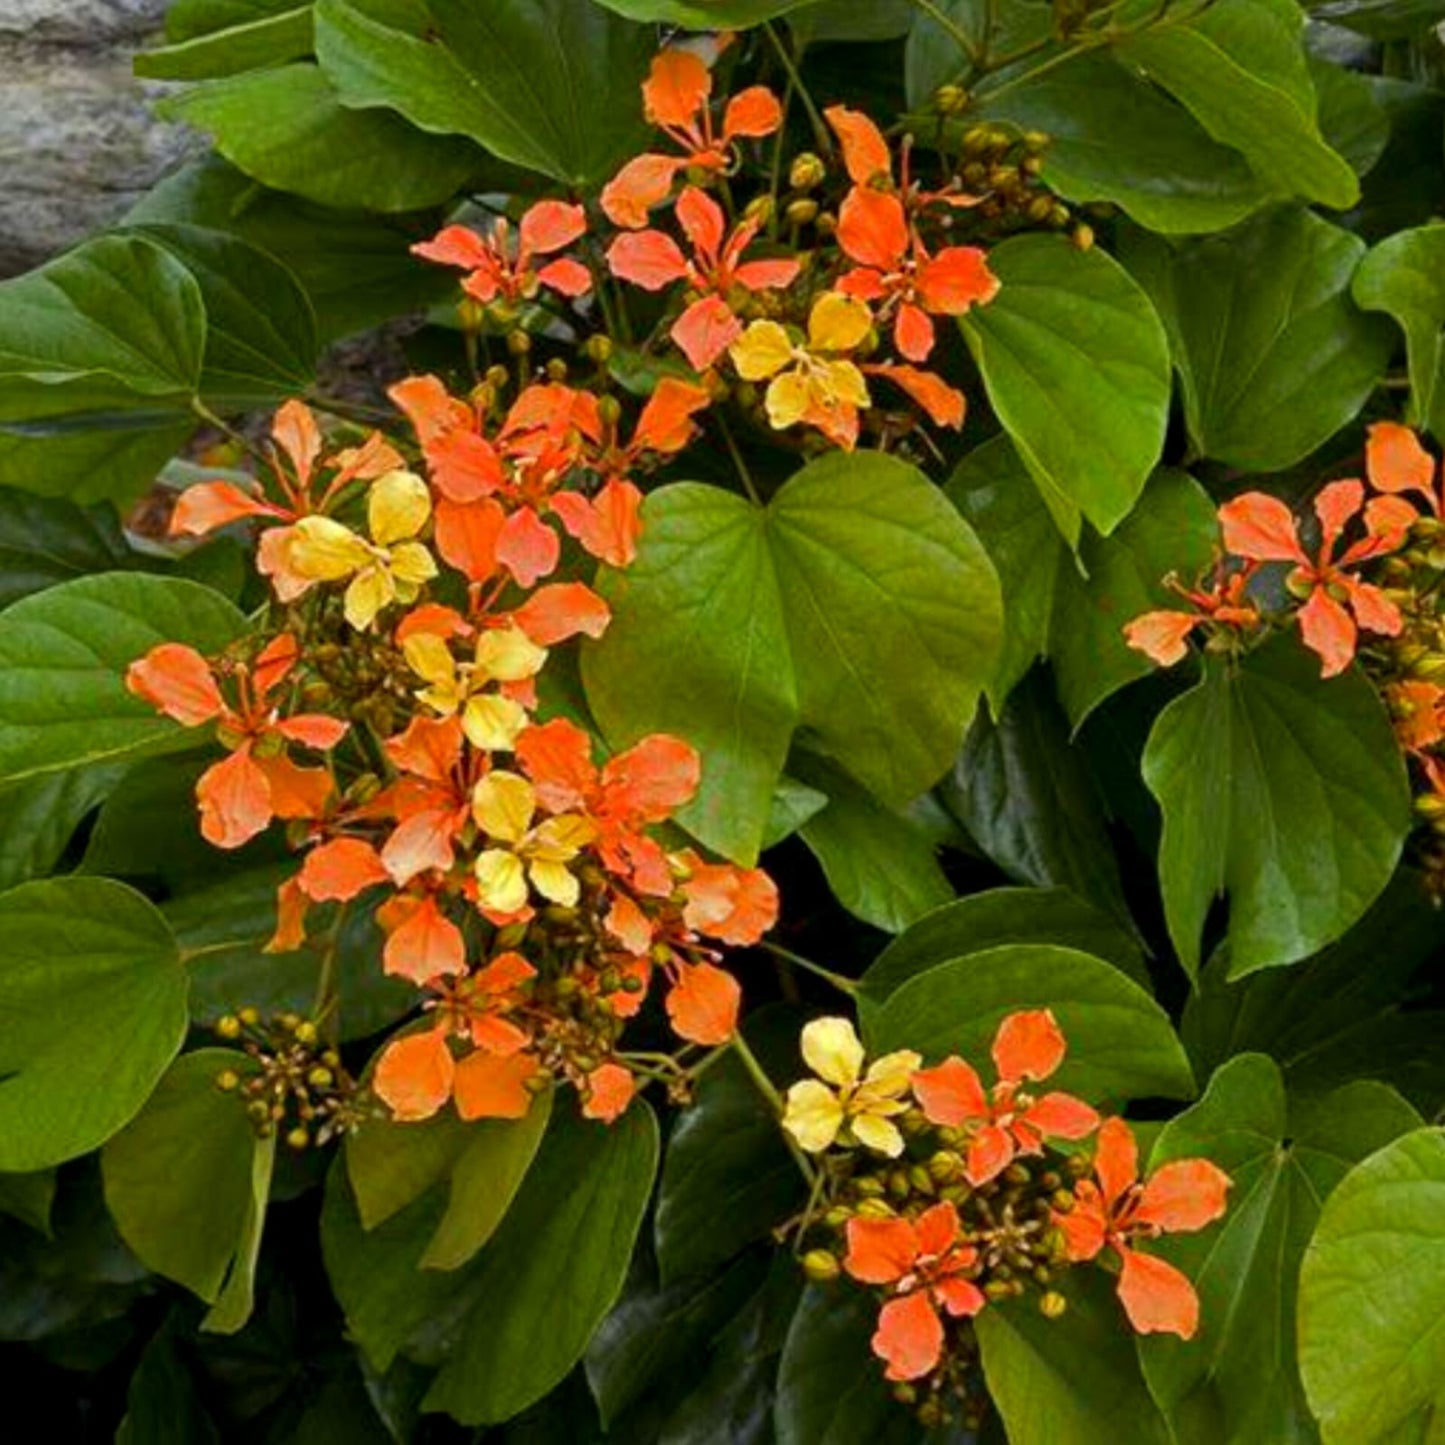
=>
[716,412,763,506]
[763,22,833,157]
[731,1031,817,1185]
[762,940,860,996]
[905,0,982,70]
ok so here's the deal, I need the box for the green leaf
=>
[0,418,194,509]
[792,753,953,934]
[345,1089,552,1271]
[583,454,1002,863]
[0,487,134,611]
[1310,0,1445,41]
[166,0,302,39]
[202,1121,275,1334]
[158,64,484,213]
[859,885,1148,1011]
[1353,222,1445,438]
[1142,635,1411,980]
[0,233,204,420]
[1138,1054,1422,1444]
[133,224,319,403]
[1299,1127,1445,1443]
[1126,208,1395,472]
[315,0,652,189]
[977,1270,1172,1445]
[958,233,1170,540]
[0,1170,56,1235]
[590,0,821,22]
[116,1319,221,1445]
[0,878,189,1171]
[867,943,1194,1103]
[938,669,1132,929]
[421,1102,659,1424]
[1182,872,1445,1114]
[948,437,1218,721]
[968,53,1275,234]
[1112,0,1358,210]
[101,1050,265,1306]
[136,5,313,79]
[655,1009,805,1286]
[1312,55,1390,180]
[0,573,246,784]
[0,763,128,892]
[127,155,452,343]
[774,1285,920,1445]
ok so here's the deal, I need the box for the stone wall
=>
[0,1,195,277]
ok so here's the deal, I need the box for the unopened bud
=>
[785,198,819,227]
[293,1020,318,1045]
[1071,224,1095,252]
[238,1007,260,1027]
[286,1127,310,1151]
[802,1249,841,1282]
[215,1070,240,1092]
[790,152,826,191]
[855,1197,897,1220]
[934,83,969,115]
[217,1015,242,1040]
[1039,1290,1068,1319]
[506,329,532,356]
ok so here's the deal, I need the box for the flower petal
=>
[1136,1158,1232,1234]
[800,1016,865,1087]
[872,1291,943,1382]
[452,1049,537,1120]
[665,961,740,1045]
[1116,1245,1200,1339]
[374,1029,454,1122]
[781,1078,844,1152]
[911,1056,989,1126]
[844,1215,919,1284]
[992,1008,1066,1084]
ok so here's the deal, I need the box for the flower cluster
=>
[779,1013,1229,1426]
[128,381,776,1127]
[1127,424,1445,891]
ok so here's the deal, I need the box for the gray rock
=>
[0,2,195,277]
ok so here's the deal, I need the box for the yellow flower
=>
[471,770,596,913]
[404,625,547,751]
[287,471,438,630]
[781,1016,920,1157]
[730,292,872,444]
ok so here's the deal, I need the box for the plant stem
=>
[717,413,763,505]
[762,940,860,996]
[312,904,350,1028]
[731,1031,817,1184]
[763,22,833,157]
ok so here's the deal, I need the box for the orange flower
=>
[1219,482,1405,677]
[910,1010,1100,1185]
[376,890,466,985]
[664,960,741,1045]
[678,851,779,946]
[602,49,782,228]
[1365,420,1437,522]
[1389,677,1445,751]
[1124,567,1260,668]
[1055,1117,1231,1339]
[413,201,591,306]
[373,1027,540,1122]
[515,718,700,895]
[844,1202,986,1380]
[864,363,966,430]
[126,634,343,848]
[582,1061,636,1122]
[607,187,801,369]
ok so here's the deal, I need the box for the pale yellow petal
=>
[471,770,536,843]
[461,693,528,751]
[344,566,393,631]
[800,1016,864,1089]
[849,1112,905,1158]
[808,291,871,353]
[765,370,811,431]
[475,848,529,914]
[368,469,431,546]
[530,813,597,861]
[782,1079,844,1153]
[474,624,547,684]
[529,858,580,907]
[730,320,794,381]
[403,633,458,689]
[826,359,871,409]
[388,540,438,588]
[860,1048,922,1101]
[287,516,372,581]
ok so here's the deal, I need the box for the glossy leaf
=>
[158,64,484,214]
[978,1270,1172,1445]
[867,943,1194,1103]
[315,0,652,189]
[1127,208,1395,472]
[422,1102,659,1423]
[583,453,1002,863]
[1353,222,1445,437]
[0,878,188,1171]
[1139,1054,1422,1444]
[136,5,313,79]
[101,1050,265,1307]
[958,233,1170,540]
[793,753,954,934]
[591,0,821,21]
[949,438,1218,721]
[859,884,1148,1012]
[0,763,128,892]
[1298,1127,1445,1443]
[938,669,1132,929]
[1143,636,1411,979]
[0,488,134,611]
[1113,0,1358,210]
[0,573,246,784]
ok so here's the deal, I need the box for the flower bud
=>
[856,1197,897,1220]
[785,198,819,227]
[1071,224,1095,252]
[215,1069,240,1092]
[238,1007,260,1027]
[802,1249,841,1282]
[1039,1290,1068,1319]
[294,1021,318,1046]
[934,83,969,115]
[286,1127,310,1151]
[217,1015,242,1040]
[790,152,826,191]
[506,329,532,356]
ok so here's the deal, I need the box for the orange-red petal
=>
[1093,1116,1140,1211]
[722,86,782,141]
[1298,585,1357,678]
[607,230,690,289]
[452,1049,537,1120]
[837,186,907,271]
[582,1062,636,1123]
[633,377,713,454]
[1023,1091,1100,1142]
[513,582,611,646]
[1219,492,1307,563]
[1116,1245,1200,1339]
[825,104,892,185]
[844,1214,918,1284]
[1124,610,1199,667]
[496,506,560,588]
[872,1291,944,1382]
[519,200,586,257]
[170,480,281,536]
[992,1008,1066,1084]
[910,1055,988,1127]
[965,1122,1015,1186]
[374,1028,454,1122]
[382,894,466,984]
[665,961,740,1045]
[297,837,390,901]
[197,746,272,848]
[127,643,224,727]
[1136,1158,1232,1234]
[917,247,1000,314]
[1367,420,1435,507]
